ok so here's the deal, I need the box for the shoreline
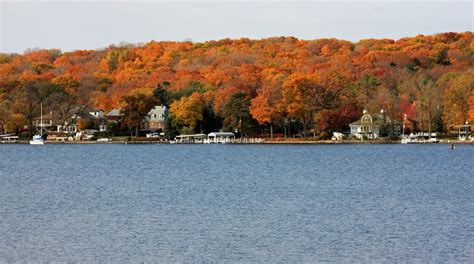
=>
[2,139,473,145]
[264,139,474,144]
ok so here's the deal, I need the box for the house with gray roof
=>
[142,105,168,132]
[106,109,123,122]
[350,109,402,139]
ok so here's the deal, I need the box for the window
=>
[361,114,372,124]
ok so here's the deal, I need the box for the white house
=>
[350,109,402,139]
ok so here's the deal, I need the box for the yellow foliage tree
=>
[440,69,474,130]
[5,113,27,134]
[170,92,205,133]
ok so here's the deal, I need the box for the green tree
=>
[153,81,171,106]
[358,75,380,106]
[198,99,222,134]
[168,81,208,102]
[164,114,180,139]
[222,92,255,137]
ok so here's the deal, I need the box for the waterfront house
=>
[88,109,107,132]
[64,107,108,133]
[33,107,109,135]
[89,109,105,119]
[142,105,168,132]
[106,109,123,122]
[33,111,61,132]
[350,109,402,139]
[33,111,78,134]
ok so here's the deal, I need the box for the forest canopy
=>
[0,32,473,137]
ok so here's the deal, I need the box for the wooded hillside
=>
[0,32,472,137]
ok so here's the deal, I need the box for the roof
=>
[176,134,207,138]
[150,105,167,111]
[33,112,55,121]
[107,109,122,117]
[144,105,168,121]
[33,112,63,126]
[208,132,235,137]
[71,111,97,120]
[350,111,401,126]
[453,124,471,128]
[71,106,93,114]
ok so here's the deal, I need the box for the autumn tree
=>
[169,92,205,134]
[5,113,27,135]
[12,79,84,135]
[282,73,316,138]
[439,69,473,131]
[250,91,277,137]
[415,75,443,134]
[121,92,158,137]
[12,81,46,136]
[468,91,474,125]
[0,100,12,133]
[48,75,86,132]
[250,71,285,138]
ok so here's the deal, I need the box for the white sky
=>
[0,0,473,53]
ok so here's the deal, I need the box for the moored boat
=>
[29,102,45,145]
[401,132,439,144]
[29,134,44,145]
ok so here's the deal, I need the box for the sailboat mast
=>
[40,102,43,135]
[402,114,406,137]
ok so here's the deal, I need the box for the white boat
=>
[29,102,45,145]
[400,115,438,144]
[29,134,44,145]
[401,133,439,144]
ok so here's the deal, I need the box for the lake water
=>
[0,144,472,262]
